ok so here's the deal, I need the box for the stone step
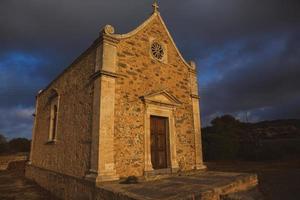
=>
[221,188,264,200]
[97,171,260,200]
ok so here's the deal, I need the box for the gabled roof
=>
[38,9,196,97]
[105,12,193,70]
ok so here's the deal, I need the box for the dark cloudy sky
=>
[0,0,300,139]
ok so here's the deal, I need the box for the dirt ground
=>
[0,159,299,199]
[0,161,58,200]
[207,159,300,200]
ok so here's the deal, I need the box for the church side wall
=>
[114,17,196,177]
[28,47,97,179]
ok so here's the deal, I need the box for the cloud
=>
[0,52,49,107]
[200,30,300,125]
[0,0,299,134]
[0,106,34,139]
[14,107,35,120]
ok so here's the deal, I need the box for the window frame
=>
[48,90,60,143]
[149,38,168,63]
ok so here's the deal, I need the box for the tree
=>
[211,115,241,129]
[8,138,31,153]
[202,115,242,160]
[0,134,8,154]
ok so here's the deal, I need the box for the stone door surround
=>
[141,90,181,174]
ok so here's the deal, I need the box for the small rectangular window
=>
[48,92,59,142]
[51,104,58,140]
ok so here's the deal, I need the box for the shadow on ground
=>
[0,159,299,199]
[207,159,300,200]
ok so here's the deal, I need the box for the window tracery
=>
[151,42,165,60]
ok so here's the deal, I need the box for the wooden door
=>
[150,116,168,169]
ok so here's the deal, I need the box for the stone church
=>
[26,2,206,197]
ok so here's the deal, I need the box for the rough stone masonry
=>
[26,3,208,199]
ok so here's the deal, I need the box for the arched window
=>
[49,90,59,142]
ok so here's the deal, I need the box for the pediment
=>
[140,90,182,107]
[105,12,194,70]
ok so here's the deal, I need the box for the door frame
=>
[144,104,179,174]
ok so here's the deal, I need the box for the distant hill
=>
[202,116,300,161]
[245,119,300,139]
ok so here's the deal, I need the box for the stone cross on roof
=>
[152,0,159,13]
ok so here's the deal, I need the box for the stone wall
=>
[114,15,197,177]
[25,165,135,200]
[30,46,97,178]
[0,153,28,170]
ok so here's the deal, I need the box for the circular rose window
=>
[151,42,164,60]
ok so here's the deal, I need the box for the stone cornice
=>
[90,70,127,81]
[191,94,200,99]
[142,99,180,108]
[101,34,120,46]
[140,90,182,108]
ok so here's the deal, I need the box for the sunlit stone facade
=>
[26,7,206,199]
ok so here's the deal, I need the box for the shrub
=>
[8,138,31,153]
[0,134,9,154]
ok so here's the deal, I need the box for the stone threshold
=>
[141,168,207,182]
